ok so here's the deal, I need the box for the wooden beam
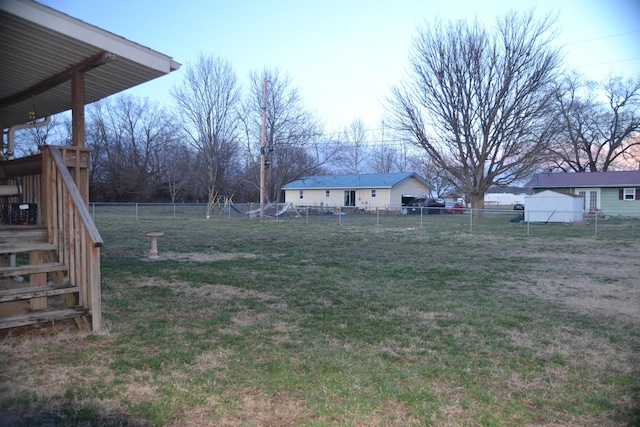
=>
[71,72,85,147]
[0,51,114,110]
[0,154,42,178]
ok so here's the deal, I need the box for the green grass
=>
[1,216,639,426]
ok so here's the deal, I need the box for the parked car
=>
[513,203,525,211]
[406,198,445,214]
[445,201,465,214]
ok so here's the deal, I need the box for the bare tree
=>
[240,68,328,203]
[12,113,65,157]
[369,121,396,174]
[86,95,175,201]
[550,73,640,172]
[172,54,242,203]
[388,10,562,212]
[85,96,174,201]
[333,119,371,174]
[154,142,196,203]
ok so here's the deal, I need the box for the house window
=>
[622,188,637,201]
[299,190,304,199]
[325,190,330,198]
[371,189,376,198]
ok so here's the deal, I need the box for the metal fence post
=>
[594,211,598,238]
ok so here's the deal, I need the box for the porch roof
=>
[0,0,180,130]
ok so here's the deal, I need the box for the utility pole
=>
[259,77,267,219]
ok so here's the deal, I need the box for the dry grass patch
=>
[507,327,635,374]
[161,251,258,262]
[507,242,640,324]
[384,306,454,322]
[190,349,234,373]
[170,388,314,427]
[133,277,280,304]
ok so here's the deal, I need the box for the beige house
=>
[282,172,433,210]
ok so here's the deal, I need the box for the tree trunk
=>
[469,193,485,218]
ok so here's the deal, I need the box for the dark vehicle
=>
[513,203,525,211]
[445,201,465,214]
[406,197,445,214]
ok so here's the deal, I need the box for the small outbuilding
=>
[524,190,584,223]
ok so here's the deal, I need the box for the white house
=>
[524,190,584,223]
[282,172,433,210]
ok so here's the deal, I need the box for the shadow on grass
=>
[0,408,148,427]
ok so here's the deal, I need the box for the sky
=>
[38,0,640,133]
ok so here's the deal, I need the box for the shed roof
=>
[283,172,431,190]
[1,0,180,129]
[525,171,640,188]
[528,189,582,198]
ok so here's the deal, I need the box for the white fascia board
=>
[3,0,180,73]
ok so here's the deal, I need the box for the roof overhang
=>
[0,0,180,130]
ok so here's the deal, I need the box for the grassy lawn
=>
[1,216,639,426]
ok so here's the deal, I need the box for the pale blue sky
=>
[39,0,640,132]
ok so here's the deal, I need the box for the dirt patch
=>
[505,242,640,326]
[161,251,258,262]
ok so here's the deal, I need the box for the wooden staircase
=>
[0,225,88,329]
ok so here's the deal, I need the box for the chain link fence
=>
[89,202,640,240]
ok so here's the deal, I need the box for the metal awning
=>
[0,0,180,130]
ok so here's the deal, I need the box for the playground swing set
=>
[205,192,304,219]
[205,193,241,218]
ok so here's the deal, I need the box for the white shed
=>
[524,190,584,223]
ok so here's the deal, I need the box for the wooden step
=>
[0,225,47,242]
[0,283,77,302]
[0,307,89,329]
[0,262,67,278]
[0,242,56,254]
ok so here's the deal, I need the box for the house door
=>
[344,190,356,207]
[578,190,598,211]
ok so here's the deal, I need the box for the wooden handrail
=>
[48,146,103,247]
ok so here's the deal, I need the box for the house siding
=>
[283,175,431,210]
[602,187,640,216]
[390,180,431,207]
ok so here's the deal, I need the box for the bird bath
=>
[143,231,164,260]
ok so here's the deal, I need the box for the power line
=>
[565,29,640,46]
[576,56,640,70]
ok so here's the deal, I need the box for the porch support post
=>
[71,72,85,148]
